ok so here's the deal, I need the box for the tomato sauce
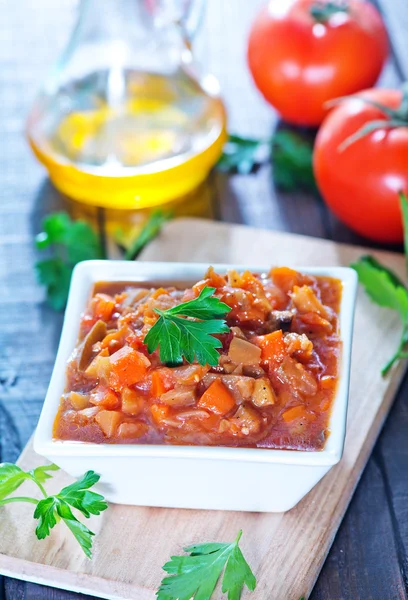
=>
[54,267,342,451]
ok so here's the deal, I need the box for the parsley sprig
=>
[35,212,104,310]
[157,530,256,600]
[352,192,408,375]
[144,286,231,366]
[0,463,107,558]
[217,131,316,192]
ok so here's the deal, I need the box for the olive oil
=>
[28,69,226,209]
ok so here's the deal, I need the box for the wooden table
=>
[1,1,407,599]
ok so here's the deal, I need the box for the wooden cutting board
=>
[0,218,407,600]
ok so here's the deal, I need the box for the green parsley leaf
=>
[35,258,73,311]
[217,134,270,174]
[351,255,408,322]
[144,287,231,366]
[0,464,31,499]
[0,464,107,559]
[29,463,60,485]
[351,193,408,375]
[115,209,173,261]
[272,129,316,192]
[34,470,108,558]
[400,191,408,274]
[35,212,104,310]
[157,530,256,600]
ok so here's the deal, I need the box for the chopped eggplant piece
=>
[78,320,107,371]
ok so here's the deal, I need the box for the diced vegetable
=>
[291,285,328,318]
[172,365,209,385]
[229,403,262,435]
[77,320,107,371]
[121,388,144,416]
[117,421,148,439]
[101,327,130,352]
[271,267,300,293]
[228,337,261,364]
[95,410,122,437]
[284,333,313,359]
[160,386,196,407]
[277,357,318,396]
[282,405,316,423]
[197,380,236,416]
[68,391,90,410]
[92,293,116,322]
[89,386,120,410]
[150,403,170,426]
[252,378,275,407]
[151,369,176,397]
[85,349,111,380]
[255,330,286,364]
[110,346,150,388]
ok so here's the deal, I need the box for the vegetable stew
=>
[54,267,342,450]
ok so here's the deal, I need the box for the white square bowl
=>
[34,261,357,513]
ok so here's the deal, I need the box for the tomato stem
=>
[334,84,408,152]
[310,1,349,23]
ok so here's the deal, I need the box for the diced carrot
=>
[121,388,144,415]
[271,267,300,294]
[101,327,129,351]
[320,376,336,390]
[150,403,170,425]
[197,380,236,416]
[90,387,120,410]
[240,270,261,289]
[95,410,122,437]
[151,369,176,397]
[117,421,148,439]
[282,405,316,423]
[150,287,170,300]
[109,346,150,388]
[93,293,116,322]
[254,331,287,364]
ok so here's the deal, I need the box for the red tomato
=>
[247,0,388,126]
[313,89,408,243]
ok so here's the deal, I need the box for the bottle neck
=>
[78,0,152,41]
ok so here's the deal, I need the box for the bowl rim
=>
[34,260,358,467]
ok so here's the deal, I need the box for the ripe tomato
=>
[247,0,388,126]
[313,88,408,243]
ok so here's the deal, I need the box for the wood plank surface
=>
[0,219,408,600]
[1,0,408,599]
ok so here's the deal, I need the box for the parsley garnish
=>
[352,192,408,375]
[0,463,107,558]
[217,134,270,174]
[144,286,231,366]
[272,129,316,193]
[157,529,256,600]
[35,212,104,310]
[217,131,316,193]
